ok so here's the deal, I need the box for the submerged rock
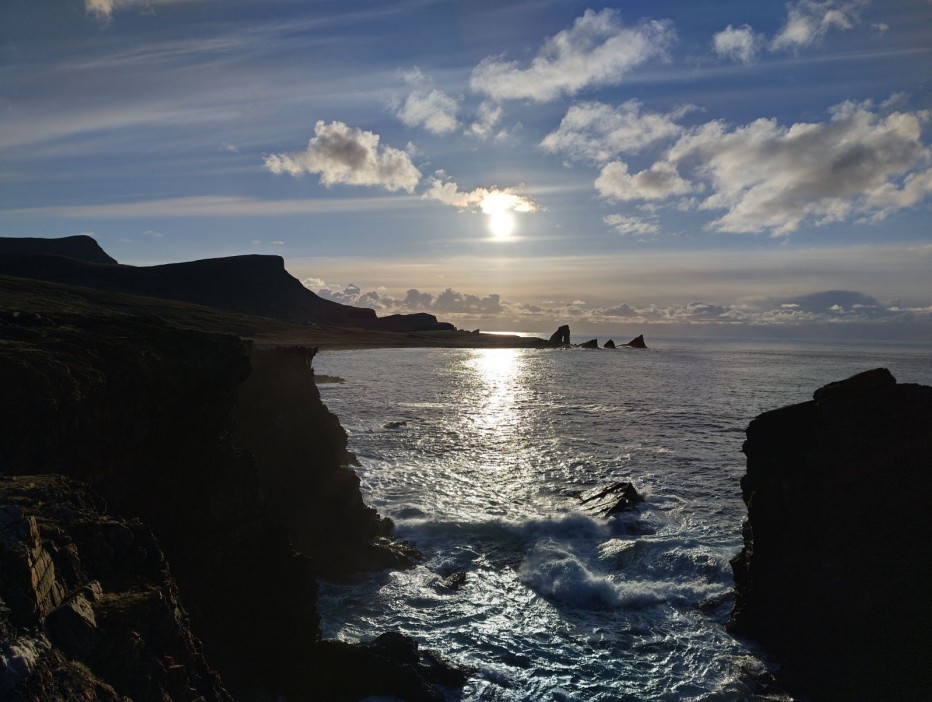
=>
[729,368,932,701]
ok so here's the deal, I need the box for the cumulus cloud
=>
[771,0,868,51]
[470,9,674,103]
[394,70,459,136]
[595,160,693,201]
[541,101,687,162]
[423,173,538,214]
[264,121,421,193]
[666,101,932,234]
[713,24,762,64]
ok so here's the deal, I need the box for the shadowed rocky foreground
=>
[0,310,463,701]
[730,368,932,701]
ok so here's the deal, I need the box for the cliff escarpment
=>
[0,236,451,332]
[730,368,932,700]
[0,310,452,700]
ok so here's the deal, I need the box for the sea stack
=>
[729,368,932,700]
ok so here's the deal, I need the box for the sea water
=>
[313,337,932,701]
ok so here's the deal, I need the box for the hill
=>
[0,236,448,332]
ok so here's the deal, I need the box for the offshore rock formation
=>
[549,325,570,345]
[623,334,647,348]
[579,482,643,517]
[578,338,599,349]
[603,339,616,349]
[0,310,459,700]
[730,368,932,700]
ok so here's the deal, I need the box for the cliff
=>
[730,368,932,700]
[0,309,459,700]
[0,236,447,332]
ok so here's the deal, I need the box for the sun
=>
[488,210,516,240]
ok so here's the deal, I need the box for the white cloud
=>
[771,0,868,51]
[713,24,762,64]
[423,173,538,214]
[603,214,660,236]
[541,100,687,162]
[666,101,932,234]
[264,120,421,193]
[466,102,504,140]
[595,160,693,201]
[85,0,196,23]
[470,9,674,103]
[394,71,459,136]
[142,229,163,237]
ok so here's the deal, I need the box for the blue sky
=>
[2,0,931,337]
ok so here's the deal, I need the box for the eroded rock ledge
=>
[730,368,932,701]
[0,311,456,700]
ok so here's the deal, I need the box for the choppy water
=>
[314,337,932,701]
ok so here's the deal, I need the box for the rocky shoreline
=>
[730,368,932,700]
[0,310,464,700]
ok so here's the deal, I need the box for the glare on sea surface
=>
[464,348,524,431]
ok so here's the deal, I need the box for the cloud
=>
[541,101,687,163]
[666,101,932,234]
[143,229,163,238]
[434,289,503,314]
[85,0,195,23]
[771,0,868,51]
[465,102,504,140]
[264,120,421,193]
[470,9,674,103]
[603,214,660,236]
[595,160,693,201]
[713,24,762,64]
[394,70,459,136]
[423,173,538,214]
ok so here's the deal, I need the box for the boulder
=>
[729,368,932,700]
[578,339,599,349]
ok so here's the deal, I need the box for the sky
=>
[1,0,931,339]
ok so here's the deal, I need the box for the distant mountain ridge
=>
[0,236,451,332]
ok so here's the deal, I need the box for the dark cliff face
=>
[0,312,319,700]
[730,368,932,700]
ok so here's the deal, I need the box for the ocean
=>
[313,337,932,701]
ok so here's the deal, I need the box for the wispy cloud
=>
[3,194,419,219]
[770,0,869,51]
[602,214,660,236]
[265,120,421,193]
[470,9,674,103]
[85,0,201,24]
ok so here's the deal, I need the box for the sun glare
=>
[488,210,516,240]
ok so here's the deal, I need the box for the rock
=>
[603,339,616,349]
[729,368,932,701]
[623,334,647,348]
[578,338,599,349]
[548,325,571,345]
[436,571,467,590]
[0,475,230,701]
[383,420,407,429]
[579,482,644,517]
[313,633,470,701]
